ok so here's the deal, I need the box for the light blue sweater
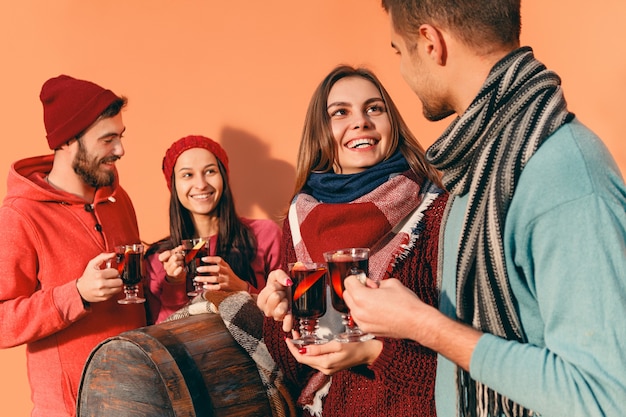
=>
[435,118,626,416]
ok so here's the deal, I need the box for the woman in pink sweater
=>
[144,135,282,324]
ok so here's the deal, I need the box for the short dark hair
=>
[382,0,521,53]
[100,97,127,118]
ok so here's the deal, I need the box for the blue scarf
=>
[304,151,409,203]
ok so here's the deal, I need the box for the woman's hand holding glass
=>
[285,338,383,375]
[257,266,385,373]
[194,256,249,292]
[158,246,187,284]
[257,269,294,333]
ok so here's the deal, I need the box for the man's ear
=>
[419,24,447,65]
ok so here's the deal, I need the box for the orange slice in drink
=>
[331,271,343,299]
[293,268,326,301]
[116,247,132,274]
[291,261,306,271]
[185,239,205,264]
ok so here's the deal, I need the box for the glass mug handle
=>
[349,267,367,285]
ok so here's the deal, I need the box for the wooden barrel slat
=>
[77,313,272,417]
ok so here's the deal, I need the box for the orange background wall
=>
[1,1,624,415]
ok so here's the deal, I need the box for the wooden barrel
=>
[76,313,273,417]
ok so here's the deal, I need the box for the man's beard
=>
[423,106,455,122]
[415,79,456,122]
[72,140,118,188]
[421,96,455,122]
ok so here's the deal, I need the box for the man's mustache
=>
[100,156,120,164]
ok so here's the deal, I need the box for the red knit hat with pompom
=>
[162,135,230,191]
[40,74,122,150]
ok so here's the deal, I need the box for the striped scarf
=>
[426,47,573,417]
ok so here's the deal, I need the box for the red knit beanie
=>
[40,74,122,150]
[162,135,230,191]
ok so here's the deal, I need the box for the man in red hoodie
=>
[0,75,146,416]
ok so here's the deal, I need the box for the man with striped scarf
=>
[344,1,626,416]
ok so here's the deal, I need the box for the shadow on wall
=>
[220,126,295,225]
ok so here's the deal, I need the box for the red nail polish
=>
[286,278,293,286]
[298,347,307,354]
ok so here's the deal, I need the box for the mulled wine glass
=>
[288,262,329,346]
[114,243,146,305]
[182,238,210,297]
[323,248,373,343]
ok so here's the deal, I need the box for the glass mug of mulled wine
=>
[323,247,373,343]
[111,243,146,305]
[181,238,210,297]
[288,262,329,346]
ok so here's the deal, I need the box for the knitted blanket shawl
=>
[289,170,442,279]
[426,47,573,417]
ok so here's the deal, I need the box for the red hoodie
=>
[0,154,147,417]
